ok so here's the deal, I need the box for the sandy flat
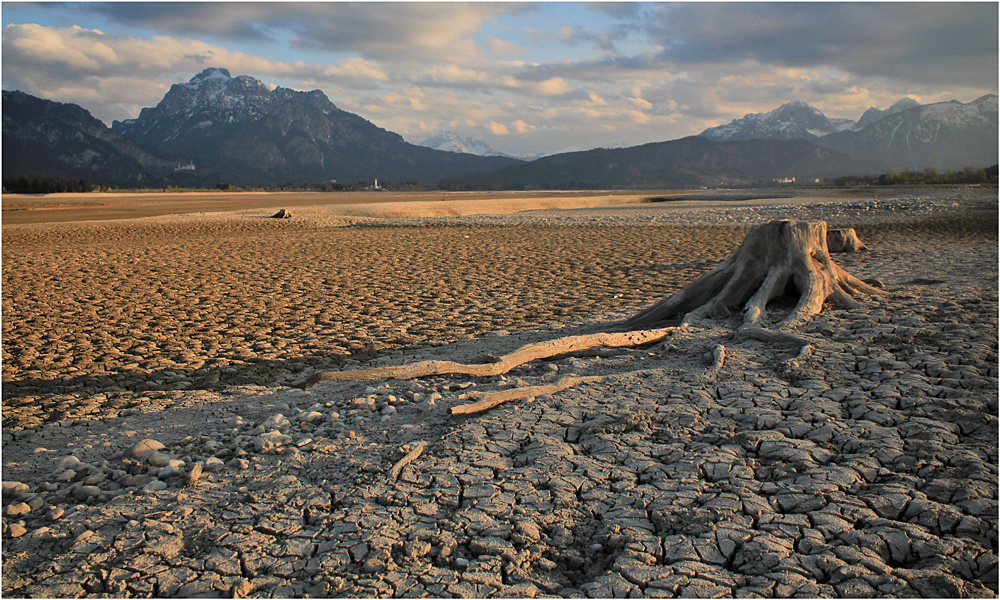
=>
[2,190,659,225]
[2,186,997,598]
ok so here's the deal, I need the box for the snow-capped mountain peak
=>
[113,67,298,143]
[419,131,510,157]
[190,67,232,83]
[699,101,855,142]
[853,97,921,130]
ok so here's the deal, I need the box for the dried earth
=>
[2,186,997,598]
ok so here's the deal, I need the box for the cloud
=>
[79,2,528,62]
[487,37,522,58]
[488,122,510,135]
[645,3,998,88]
[1,24,398,121]
[512,120,534,134]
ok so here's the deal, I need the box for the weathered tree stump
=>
[623,220,882,332]
[826,228,868,252]
[294,219,883,402]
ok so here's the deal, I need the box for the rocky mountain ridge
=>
[818,95,999,171]
[111,68,518,185]
[2,90,178,187]
[418,131,512,158]
[700,96,998,171]
[699,101,855,141]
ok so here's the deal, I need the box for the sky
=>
[3,2,997,157]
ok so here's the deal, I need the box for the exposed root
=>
[737,325,810,347]
[296,327,675,389]
[450,376,602,415]
[623,220,883,332]
[292,220,883,411]
[389,441,427,481]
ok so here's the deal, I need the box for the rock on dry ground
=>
[2,186,997,598]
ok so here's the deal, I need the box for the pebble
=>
[72,486,101,502]
[254,431,291,452]
[142,480,168,493]
[130,439,165,460]
[57,456,82,470]
[6,502,31,517]
[301,411,324,423]
[8,523,27,538]
[158,465,184,479]
[204,457,225,472]
[1,481,29,497]
[146,451,174,467]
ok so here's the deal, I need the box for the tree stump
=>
[623,220,882,332]
[295,219,883,395]
[826,228,868,252]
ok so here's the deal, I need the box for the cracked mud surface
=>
[2,187,997,598]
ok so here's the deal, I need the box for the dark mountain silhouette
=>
[2,90,177,186]
[453,136,882,189]
[112,68,519,185]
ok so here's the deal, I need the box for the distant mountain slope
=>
[853,98,920,130]
[817,95,999,171]
[113,68,519,185]
[699,101,855,142]
[2,90,175,186]
[457,136,881,189]
[419,131,511,157]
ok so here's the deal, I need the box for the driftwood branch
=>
[450,376,602,416]
[296,327,675,389]
[389,441,427,480]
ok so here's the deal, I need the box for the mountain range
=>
[3,67,997,189]
[419,131,512,158]
[452,137,874,190]
[699,96,997,171]
[109,68,517,186]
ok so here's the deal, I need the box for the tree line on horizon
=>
[2,175,104,194]
[833,165,998,187]
[3,165,997,195]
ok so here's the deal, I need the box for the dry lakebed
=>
[2,186,997,598]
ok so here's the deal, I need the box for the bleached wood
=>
[827,228,868,252]
[624,220,882,332]
[296,327,675,389]
[389,441,427,480]
[450,376,602,415]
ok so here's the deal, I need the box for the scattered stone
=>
[72,486,101,502]
[142,480,168,493]
[130,439,165,460]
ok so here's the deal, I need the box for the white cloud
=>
[488,122,510,135]
[512,120,534,134]
[487,37,522,58]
